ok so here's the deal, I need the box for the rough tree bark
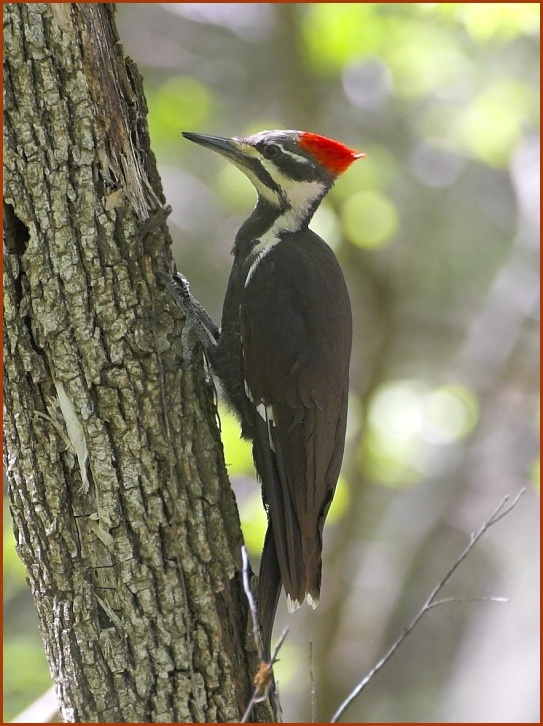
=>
[3,4,275,722]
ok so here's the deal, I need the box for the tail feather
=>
[252,393,348,653]
[258,526,282,661]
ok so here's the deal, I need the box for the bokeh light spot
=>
[342,191,398,249]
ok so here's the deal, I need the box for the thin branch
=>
[330,489,526,723]
[241,545,264,663]
[426,596,509,611]
[240,546,289,723]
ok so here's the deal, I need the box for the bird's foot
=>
[158,271,219,368]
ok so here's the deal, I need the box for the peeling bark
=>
[3,4,274,722]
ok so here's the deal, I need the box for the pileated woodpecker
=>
[173,130,364,658]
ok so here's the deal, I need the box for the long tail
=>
[257,525,282,661]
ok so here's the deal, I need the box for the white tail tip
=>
[286,593,320,612]
[287,595,301,613]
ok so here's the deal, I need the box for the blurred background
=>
[4,4,539,722]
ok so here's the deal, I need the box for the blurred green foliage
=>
[358,382,480,486]
[4,638,52,721]
[342,190,399,248]
[219,403,254,475]
[147,76,214,154]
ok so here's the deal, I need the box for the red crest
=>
[299,132,366,175]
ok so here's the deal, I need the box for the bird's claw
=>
[157,270,219,366]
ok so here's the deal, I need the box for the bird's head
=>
[183,129,365,228]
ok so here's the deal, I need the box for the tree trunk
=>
[3,4,274,722]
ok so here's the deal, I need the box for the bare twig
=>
[240,546,289,723]
[241,545,264,662]
[330,489,526,723]
[426,596,509,611]
[270,626,290,660]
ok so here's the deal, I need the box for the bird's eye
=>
[263,144,280,159]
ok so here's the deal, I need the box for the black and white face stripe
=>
[250,131,336,186]
[229,152,284,207]
[231,131,335,212]
[255,141,316,184]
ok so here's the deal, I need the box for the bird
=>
[174,129,364,660]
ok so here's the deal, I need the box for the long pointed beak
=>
[182,132,249,164]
